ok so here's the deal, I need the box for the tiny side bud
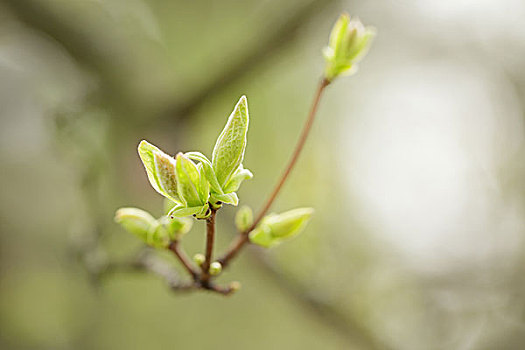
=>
[209,262,222,276]
[193,253,205,266]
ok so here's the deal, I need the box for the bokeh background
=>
[1,0,525,349]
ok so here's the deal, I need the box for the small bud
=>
[264,208,314,238]
[193,253,205,266]
[323,13,375,82]
[114,207,156,242]
[209,262,222,276]
[235,206,254,232]
[249,208,314,248]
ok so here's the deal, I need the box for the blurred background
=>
[1,0,525,349]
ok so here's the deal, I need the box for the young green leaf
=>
[210,192,239,206]
[138,140,180,203]
[169,203,210,219]
[153,151,179,201]
[114,207,156,242]
[197,163,210,205]
[223,164,253,193]
[164,198,177,215]
[185,151,223,194]
[175,153,205,207]
[212,96,249,187]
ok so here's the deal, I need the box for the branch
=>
[103,249,195,291]
[103,248,237,296]
[218,78,330,267]
[200,208,217,285]
[168,240,199,280]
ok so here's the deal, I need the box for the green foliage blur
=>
[1,0,525,349]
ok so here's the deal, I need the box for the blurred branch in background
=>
[161,0,337,121]
[4,0,337,124]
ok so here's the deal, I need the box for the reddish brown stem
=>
[219,78,330,267]
[200,208,217,285]
[250,78,329,230]
[168,241,199,280]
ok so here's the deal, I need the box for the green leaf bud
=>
[193,253,205,266]
[148,222,170,248]
[323,13,375,82]
[235,206,253,232]
[249,208,314,248]
[114,207,156,242]
[209,262,222,276]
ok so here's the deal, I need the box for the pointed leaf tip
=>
[138,140,180,203]
[212,95,250,187]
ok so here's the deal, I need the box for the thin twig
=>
[102,248,238,295]
[168,241,199,280]
[218,78,330,267]
[201,208,217,285]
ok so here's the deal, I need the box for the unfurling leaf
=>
[175,153,206,207]
[114,207,156,242]
[323,13,375,82]
[185,151,223,195]
[168,203,210,219]
[235,206,253,232]
[210,192,238,206]
[249,208,314,248]
[154,151,179,200]
[223,164,253,193]
[212,96,249,188]
[138,140,180,203]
